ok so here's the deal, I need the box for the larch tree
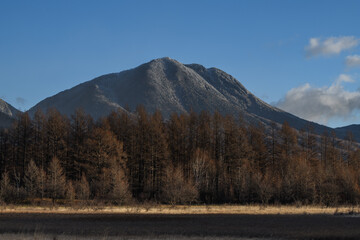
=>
[191,148,216,202]
[146,110,169,199]
[109,158,131,204]
[32,109,47,170]
[45,109,69,168]
[0,129,10,174]
[69,109,93,180]
[248,123,268,174]
[278,121,298,178]
[12,113,33,180]
[47,157,66,201]
[77,172,90,200]
[162,165,198,205]
[24,160,41,198]
[0,171,13,203]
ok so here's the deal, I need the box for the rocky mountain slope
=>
[0,99,21,128]
[25,57,353,140]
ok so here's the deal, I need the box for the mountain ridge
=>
[0,57,356,141]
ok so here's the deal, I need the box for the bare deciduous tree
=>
[162,166,198,205]
[24,160,41,198]
[0,172,13,203]
[110,160,131,204]
[77,173,90,200]
[47,157,66,201]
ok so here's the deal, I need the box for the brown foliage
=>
[24,160,42,198]
[47,157,66,200]
[162,165,198,204]
[0,110,359,205]
[76,173,91,200]
[0,172,14,203]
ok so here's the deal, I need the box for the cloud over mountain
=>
[305,36,358,57]
[276,74,360,125]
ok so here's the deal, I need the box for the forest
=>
[0,106,360,206]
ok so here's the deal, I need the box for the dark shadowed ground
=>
[0,213,359,239]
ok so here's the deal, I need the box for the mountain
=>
[335,125,360,140]
[28,57,347,139]
[0,99,21,128]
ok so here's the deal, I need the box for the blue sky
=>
[1,0,360,127]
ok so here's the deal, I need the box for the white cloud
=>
[305,36,358,57]
[346,55,360,67]
[276,74,360,125]
[336,74,355,84]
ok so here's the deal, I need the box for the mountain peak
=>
[28,58,285,120]
[149,57,178,64]
[158,56,174,61]
[27,58,349,140]
[146,57,183,69]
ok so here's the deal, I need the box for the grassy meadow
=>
[1,204,360,215]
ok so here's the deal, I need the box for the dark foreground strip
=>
[0,213,359,239]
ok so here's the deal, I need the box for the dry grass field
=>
[0,204,359,215]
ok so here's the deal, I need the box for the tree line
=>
[0,107,360,205]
